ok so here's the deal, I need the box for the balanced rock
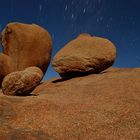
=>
[1,22,52,74]
[2,67,43,96]
[52,33,116,78]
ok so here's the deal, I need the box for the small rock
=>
[2,67,43,96]
[52,33,116,78]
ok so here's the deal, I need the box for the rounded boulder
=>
[52,34,116,78]
[2,67,43,96]
[1,22,52,74]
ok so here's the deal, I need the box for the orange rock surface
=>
[0,68,140,139]
[0,53,14,85]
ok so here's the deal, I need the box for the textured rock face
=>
[52,34,116,78]
[2,67,43,96]
[0,68,140,139]
[1,22,52,74]
[0,53,14,86]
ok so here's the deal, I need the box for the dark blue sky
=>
[0,0,140,79]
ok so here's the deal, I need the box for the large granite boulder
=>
[52,34,116,78]
[0,68,140,139]
[2,67,43,96]
[0,22,52,86]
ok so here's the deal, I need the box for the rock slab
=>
[0,68,140,139]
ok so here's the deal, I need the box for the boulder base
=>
[0,68,140,139]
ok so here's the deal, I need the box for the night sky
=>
[0,0,140,80]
